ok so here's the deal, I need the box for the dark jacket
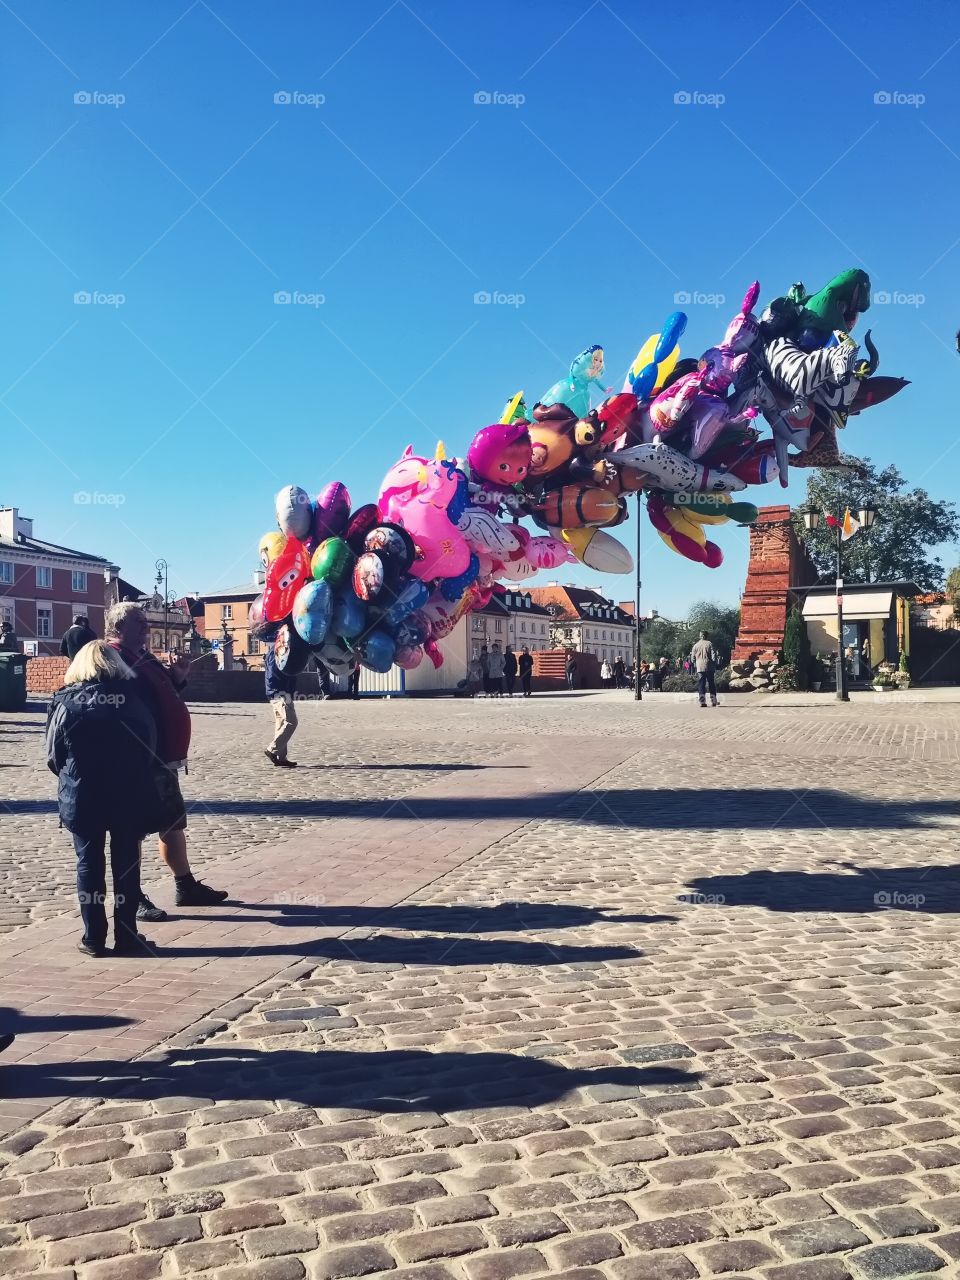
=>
[518,652,533,676]
[46,678,165,836]
[503,650,517,678]
[60,624,96,659]
[265,647,297,699]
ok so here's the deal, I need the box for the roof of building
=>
[0,532,117,568]
[200,581,262,602]
[525,584,635,625]
[789,580,921,598]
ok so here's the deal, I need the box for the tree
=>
[781,603,811,689]
[641,601,740,666]
[947,566,960,622]
[792,461,959,592]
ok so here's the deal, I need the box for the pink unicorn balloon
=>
[378,447,473,582]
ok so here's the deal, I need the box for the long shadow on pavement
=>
[209,902,677,931]
[5,787,957,828]
[684,863,960,914]
[0,1045,700,1111]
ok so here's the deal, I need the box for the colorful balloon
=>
[291,579,333,647]
[311,537,354,587]
[467,422,533,486]
[357,628,396,673]
[259,531,285,569]
[353,551,385,601]
[537,345,606,419]
[261,537,312,622]
[273,620,312,674]
[331,590,367,640]
[313,481,351,541]
[275,485,313,540]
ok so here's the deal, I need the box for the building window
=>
[152,632,163,650]
[0,599,13,628]
[221,604,233,620]
[520,621,525,633]
[36,565,52,590]
[36,604,52,637]
[0,561,12,586]
[494,619,502,633]
[71,570,87,593]
[602,630,607,640]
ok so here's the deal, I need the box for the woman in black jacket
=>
[46,641,164,956]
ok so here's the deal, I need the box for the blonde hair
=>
[64,640,135,686]
[105,601,146,637]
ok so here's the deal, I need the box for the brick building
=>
[199,574,266,668]
[468,590,554,657]
[0,507,119,655]
[525,584,635,665]
[732,505,817,660]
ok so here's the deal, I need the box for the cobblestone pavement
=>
[1,691,960,1279]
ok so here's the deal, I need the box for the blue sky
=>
[4,0,959,618]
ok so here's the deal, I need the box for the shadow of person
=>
[683,863,960,914]
[0,1006,132,1035]
[1,1044,701,1112]
[215,902,678,933]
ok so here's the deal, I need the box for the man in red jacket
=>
[107,602,227,918]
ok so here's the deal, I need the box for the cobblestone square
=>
[1,689,959,1278]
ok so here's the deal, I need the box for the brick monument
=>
[732,504,817,661]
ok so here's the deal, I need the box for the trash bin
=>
[0,652,27,711]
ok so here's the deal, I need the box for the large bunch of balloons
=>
[254,267,907,677]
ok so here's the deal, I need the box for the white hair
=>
[105,601,146,638]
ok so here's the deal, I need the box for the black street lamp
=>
[634,492,643,701]
[155,558,170,653]
[801,504,877,702]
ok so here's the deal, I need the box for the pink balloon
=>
[378,448,473,581]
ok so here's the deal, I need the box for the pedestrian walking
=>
[487,642,505,697]
[46,640,165,956]
[467,651,482,696]
[566,652,577,690]
[503,645,517,696]
[518,645,533,696]
[264,641,299,767]
[600,658,613,688]
[107,602,228,917]
[613,656,625,689]
[60,614,97,660]
[479,645,490,696]
[690,630,720,708]
[349,660,361,699]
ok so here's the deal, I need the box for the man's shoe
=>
[113,933,159,957]
[137,893,168,922]
[711,699,719,707]
[78,939,107,957]
[265,749,297,767]
[699,701,707,708]
[175,878,229,907]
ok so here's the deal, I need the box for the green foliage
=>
[781,605,811,689]
[792,461,959,592]
[642,600,740,667]
[873,669,894,687]
[898,649,910,674]
[714,666,732,692]
[662,673,698,693]
[947,566,960,620]
[772,664,800,692]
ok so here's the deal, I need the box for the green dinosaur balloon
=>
[796,268,871,338]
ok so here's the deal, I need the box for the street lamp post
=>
[155,559,169,653]
[802,504,877,702]
[634,493,643,701]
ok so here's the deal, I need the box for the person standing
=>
[503,645,517,696]
[349,659,362,699]
[265,642,299,766]
[566,652,577,690]
[46,641,163,956]
[60,614,97,660]
[690,630,720,708]
[467,651,482,697]
[479,645,490,696]
[487,642,505,697]
[107,602,228,916]
[518,645,533,697]
[600,658,612,688]
[613,656,625,689]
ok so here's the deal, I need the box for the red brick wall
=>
[732,505,817,661]
[25,656,70,695]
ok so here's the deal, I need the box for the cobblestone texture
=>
[1,690,960,1276]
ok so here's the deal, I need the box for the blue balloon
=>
[382,579,430,629]
[439,553,480,602]
[291,580,332,647]
[359,628,396,673]
[654,310,687,364]
[630,362,658,402]
[332,590,367,640]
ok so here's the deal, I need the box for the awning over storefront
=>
[801,589,894,621]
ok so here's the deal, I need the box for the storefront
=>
[794,582,918,681]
